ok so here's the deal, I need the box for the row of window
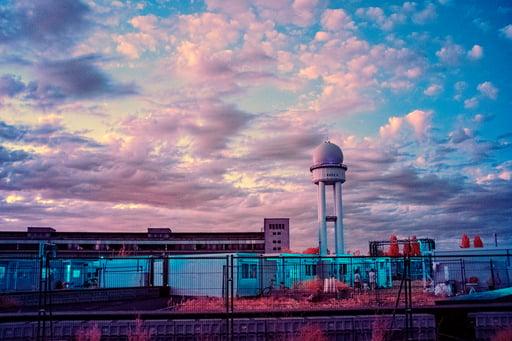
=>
[272,232,281,236]
[268,223,285,230]
[240,263,348,279]
[0,243,264,252]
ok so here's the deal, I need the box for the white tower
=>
[310,141,347,256]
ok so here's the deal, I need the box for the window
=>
[241,263,257,279]
[339,264,347,275]
[305,264,317,276]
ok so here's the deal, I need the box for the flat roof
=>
[0,229,264,241]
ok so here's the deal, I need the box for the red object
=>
[411,236,421,256]
[302,247,319,254]
[460,234,470,248]
[388,235,400,256]
[468,276,479,283]
[474,235,484,248]
[403,242,411,256]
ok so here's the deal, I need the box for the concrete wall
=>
[0,287,160,307]
[0,314,436,341]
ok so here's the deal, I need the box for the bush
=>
[75,323,101,341]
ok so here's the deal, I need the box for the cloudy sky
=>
[0,0,511,251]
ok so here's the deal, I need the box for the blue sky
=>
[0,0,511,251]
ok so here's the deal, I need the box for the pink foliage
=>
[492,328,512,341]
[75,323,101,341]
[128,318,151,341]
[371,317,391,341]
[294,324,327,341]
[302,247,319,254]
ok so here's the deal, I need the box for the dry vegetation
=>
[172,290,437,312]
[75,320,151,341]
[293,324,328,341]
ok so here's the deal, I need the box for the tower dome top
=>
[312,141,344,167]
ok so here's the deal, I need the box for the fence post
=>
[149,257,154,287]
[161,256,169,297]
[460,258,466,294]
[489,259,495,289]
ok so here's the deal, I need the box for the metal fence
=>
[1,253,511,313]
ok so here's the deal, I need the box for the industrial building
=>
[0,218,290,257]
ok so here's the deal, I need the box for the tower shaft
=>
[334,181,344,254]
[317,181,328,256]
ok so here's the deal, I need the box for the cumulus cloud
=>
[467,44,483,60]
[412,3,437,24]
[449,127,473,144]
[321,9,356,31]
[436,41,464,65]
[477,81,498,100]
[356,6,404,31]
[1,2,510,250]
[464,97,478,109]
[379,110,432,140]
[424,84,442,96]
[500,24,512,39]
[356,3,436,31]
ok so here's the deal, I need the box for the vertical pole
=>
[334,182,344,255]
[230,255,234,313]
[460,259,466,294]
[318,181,327,256]
[162,257,169,288]
[333,185,338,255]
[490,259,495,289]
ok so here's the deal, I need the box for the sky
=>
[0,0,511,252]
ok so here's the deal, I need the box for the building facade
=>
[263,218,290,253]
[0,219,290,257]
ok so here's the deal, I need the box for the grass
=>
[172,289,438,312]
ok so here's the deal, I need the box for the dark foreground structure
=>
[1,250,512,340]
